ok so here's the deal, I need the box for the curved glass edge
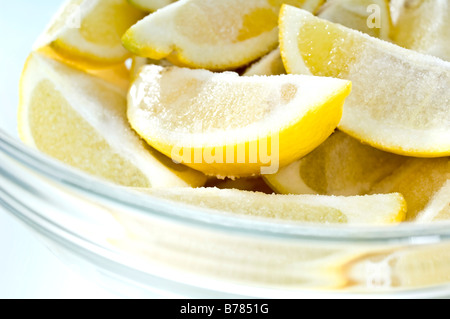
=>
[2,128,450,243]
[7,185,450,299]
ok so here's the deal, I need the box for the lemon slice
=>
[243,49,287,76]
[392,0,450,61]
[264,131,408,196]
[415,180,450,223]
[369,157,450,221]
[142,187,406,225]
[130,56,150,80]
[280,5,450,157]
[34,0,145,67]
[18,53,206,188]
[317,0,392,40]
[128,0,177,12]
[127,65,351,178]
[122,0,324,71]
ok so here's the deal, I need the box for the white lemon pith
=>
[127,64,351,177]
[280,5,450,157]
[18,52,206,188]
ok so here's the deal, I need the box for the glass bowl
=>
[1,0,450,299]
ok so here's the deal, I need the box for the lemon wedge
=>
[18,53,206,188]
[317,0,392,40]
[122,0,324,71]
[264,131,408,196]
[143,187,407,225]
[280,5,450,157]
[37,46,132,91]
[34,0,145,67]
[127,64,351,178]
[392,0,450,61]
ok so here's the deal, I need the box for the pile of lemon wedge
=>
[17,0,449,226]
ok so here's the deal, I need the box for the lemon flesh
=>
[143,187,407,225]
[243,49,287,76]
[280,5,450,157]
[122,0,324,71]
[127,65,351,178]
[18,53,206,188]
[264,129,449,222]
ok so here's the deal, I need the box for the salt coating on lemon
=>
[144,187,407,225]
[279,5,450,157]
[18,52,206,188]
[369,157,449,221]
[127,65,351,178]
[36,46,132,91]
[415,180,450,223]
[15,0,450,228]
[122,0,324,70]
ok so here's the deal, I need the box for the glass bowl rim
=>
[2,128,450,245]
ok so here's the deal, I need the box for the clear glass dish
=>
[1,0,450,299]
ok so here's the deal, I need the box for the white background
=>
[0,0,122,298]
